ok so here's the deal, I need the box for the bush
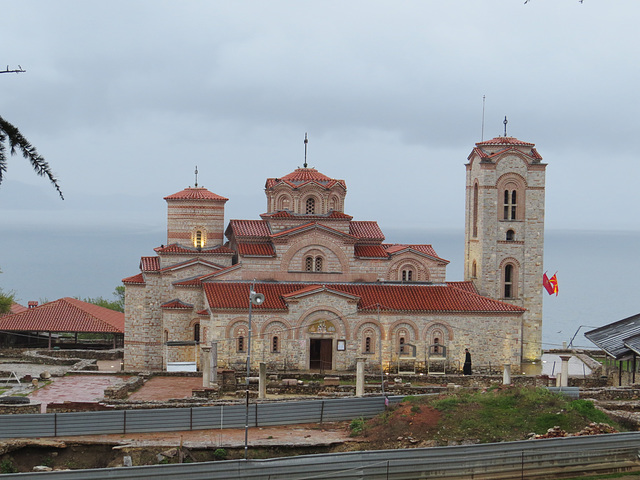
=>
[349,417,366,436]
[213,448,227,460]
[0,458,17,474]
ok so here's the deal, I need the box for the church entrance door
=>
[309,338,332,372]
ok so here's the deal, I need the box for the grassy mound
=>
[351,387,623,449]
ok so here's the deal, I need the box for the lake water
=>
[2,226,638,351]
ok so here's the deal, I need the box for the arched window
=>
[237,335,245,353]
[399,336,405,354]
[194,230,204,248]
[305,254,324,272]
[193,323,200,342]
[433,337,440,354]
[504,263,514,298]
[471,260,477,278]
[401,269,413,282]
[506,229,515,241]
[503,189,517,220]
[306,197,316,214]
[472,183,479,237]
[272,335,279,353]
[365,336,372,353]
[164,330,169,343]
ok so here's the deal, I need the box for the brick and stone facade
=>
[124,136,545,373]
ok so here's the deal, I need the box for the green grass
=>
[415,387,622,444]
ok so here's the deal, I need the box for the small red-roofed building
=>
[123,135,546,373]
[0,297,124,349]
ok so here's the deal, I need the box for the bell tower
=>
[464,130,547,362]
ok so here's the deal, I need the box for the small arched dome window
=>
[506,229,515,241]
[306,197,316,214]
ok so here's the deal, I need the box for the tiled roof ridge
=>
[476,136,534,147]
[159,257,227,272]
[265,167,346,190]
[155,243,235,254]
[161,298,194,309]
[383,243,448,263]
[262,210,353,220]
[270,222,358,240]
[122,273,145,284]
[164,187,228,202]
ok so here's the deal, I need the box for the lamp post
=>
[244,283,265,460]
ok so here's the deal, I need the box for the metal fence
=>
[2,431,640,479]
[0,395,403,439]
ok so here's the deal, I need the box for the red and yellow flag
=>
[543,272,559,296]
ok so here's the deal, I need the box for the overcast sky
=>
[2,1,639,315]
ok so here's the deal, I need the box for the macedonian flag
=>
[543,272,559,296]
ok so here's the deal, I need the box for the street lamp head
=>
[250,292,265,306]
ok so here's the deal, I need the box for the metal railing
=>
[1,430,639,479]
[0,395,403,439]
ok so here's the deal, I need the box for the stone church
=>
[123,135,546,374]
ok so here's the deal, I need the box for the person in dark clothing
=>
[463,348,472,375]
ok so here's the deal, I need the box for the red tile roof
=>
[173,264,244,286]
[237,243,276,256]
[154,244,235,255]
[163,187,228,202]
[349,221,385,241]
[270,222,357,240]
[227,219,271,238]
[159,258,225,273]
[469,143,542,162]
[140,256,160,272]
[11,303,28,314]
[122,273,145,285]
[383,244,448,263]
[161,299,194,310]
[476,136,534,147]
[354,245,389,258]
[262,210,353,220]
[202,282,525,314]
[447,281,478,294]
[0,297,124,333]
[265,168,346,190]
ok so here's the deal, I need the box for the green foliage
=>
[79,286,125,312]
[349,417,366,436]
[0,458,17,473]
[568,399,611,424]
[0,289,14,314]
[213,448,227,460]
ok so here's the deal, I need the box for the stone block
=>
[323,377,340,386]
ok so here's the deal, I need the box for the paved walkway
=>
[28,375,128,413]
[50,422,352,449]
[128,376,203,401]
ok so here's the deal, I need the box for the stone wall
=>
[0,403,40,415]
[103,376,144,400]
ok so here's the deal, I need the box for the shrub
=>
[349,417,366,436]
[213,448,227,460]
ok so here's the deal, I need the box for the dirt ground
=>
[0,422,355,472]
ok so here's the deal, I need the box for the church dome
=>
[164,187,228,201]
